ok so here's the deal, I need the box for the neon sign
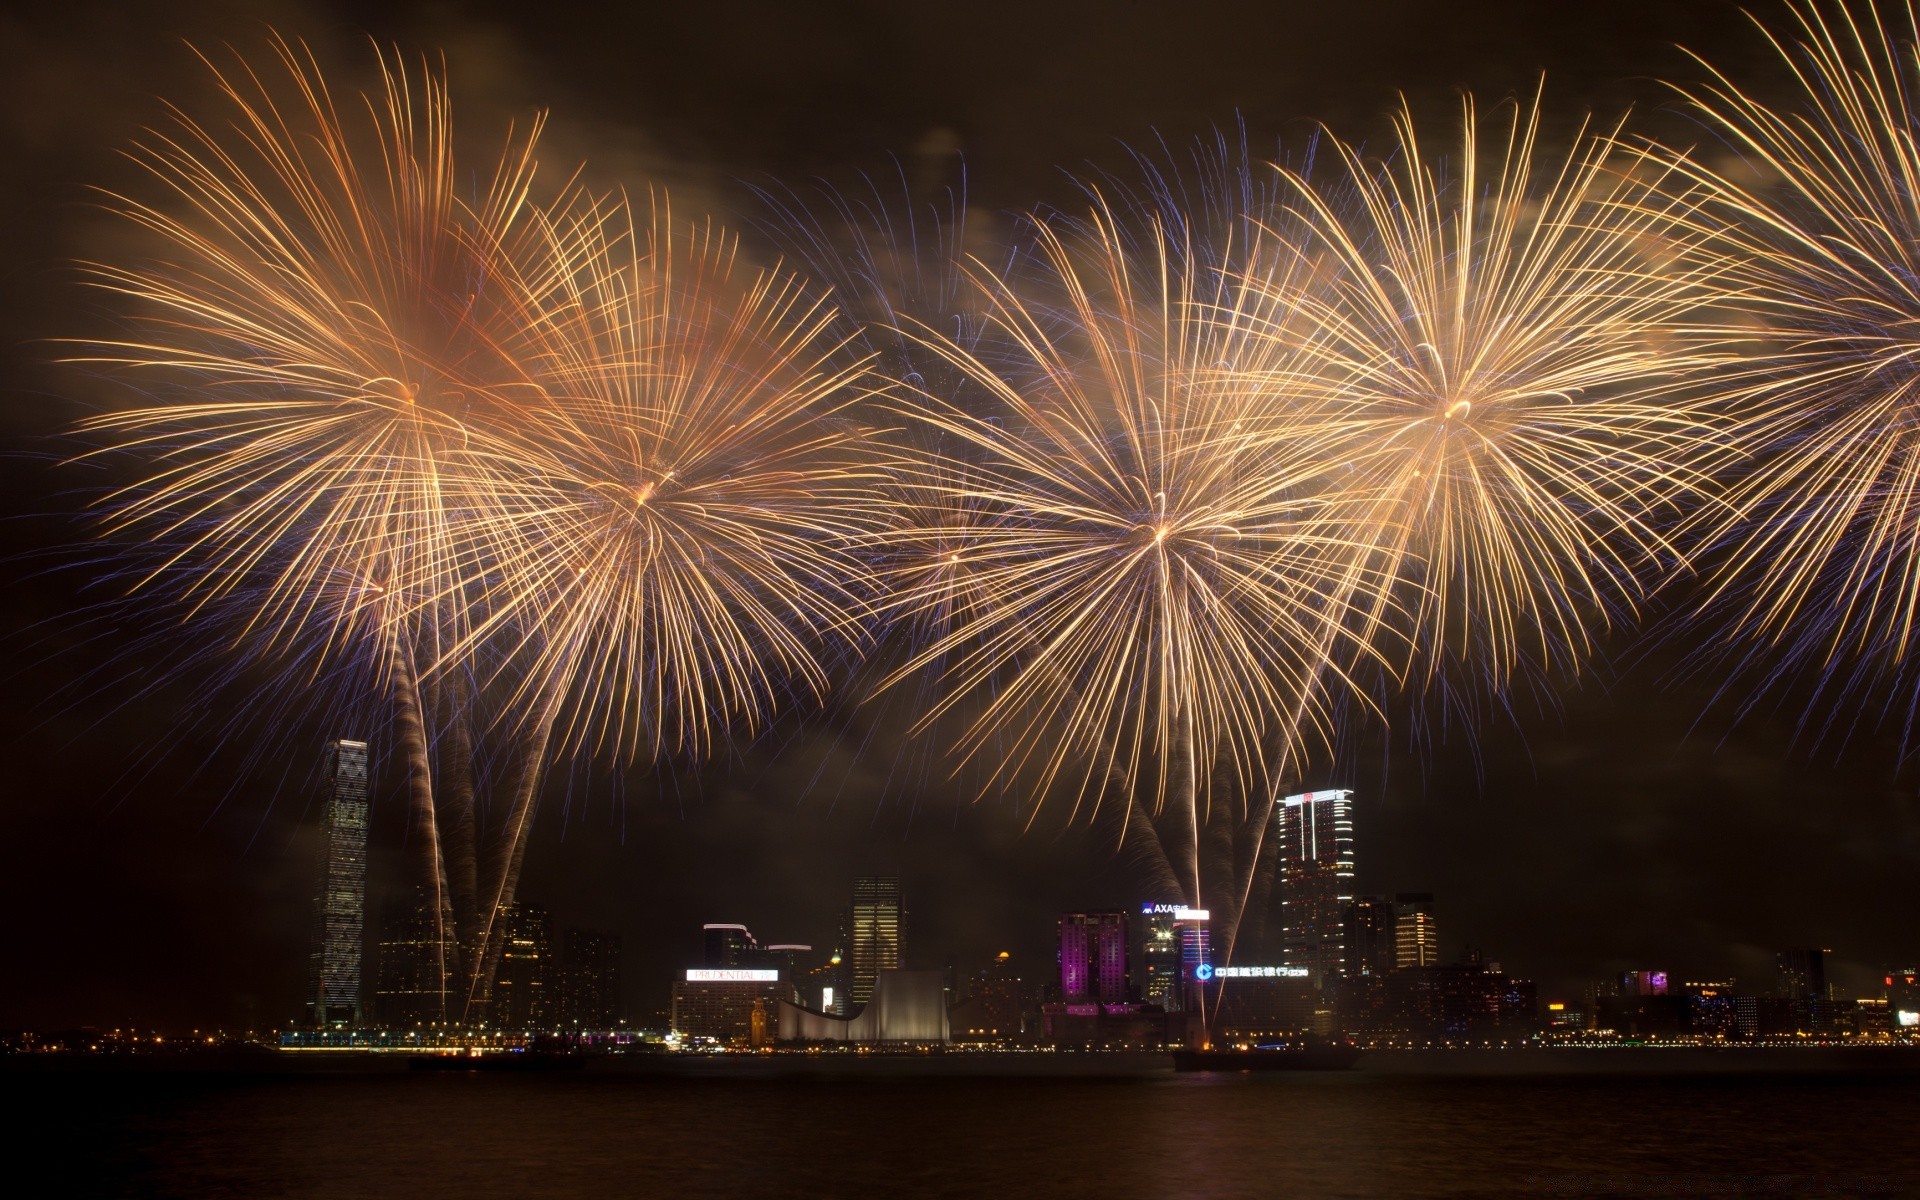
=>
[684,969,779,982]
[1140,903,1210,920]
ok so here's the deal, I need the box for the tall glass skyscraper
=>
[1277,789,1355,982]
[849,876,903,1010]
[308,739,369,1027]
[1138,903,1210,1011]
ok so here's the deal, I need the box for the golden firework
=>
[1246,86,1731,700]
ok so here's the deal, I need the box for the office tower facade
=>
[807,954,850,1015]
[307,739,370,1027]
[1059,912,1130,1003]
[1620,970,1671,997]
[1277,789,1355,981]
[1341,895,1397,978]
[1139,903,1210,1011]
[671,972,798,1044]
[558,929,621,1030]
[1139,906,1183,1010]
[1776,948,1830,1000]
[373,896,442,1027]
[951,951,1026,1042]
[849,876,904,1010]
[704,923,759,968]
[492,904,554,1029]
[1393,893,1438,969]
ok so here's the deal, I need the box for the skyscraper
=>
[492,904,554,1029]
[1393,893,1439,969]
[1138,903,1210,1011]
[372,896,442,1028]
[1341,895,1397,978]
[1776,948,1830,1000]
[849,876,904,1010]
[1139,906,1183,1010]
[307,739,369,1027]
[557,929,621,1030]
[1277,789,1355,981]
[1058,911,1130,1003]
[704,923,759,967]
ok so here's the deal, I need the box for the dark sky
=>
[2,0,1916,1032]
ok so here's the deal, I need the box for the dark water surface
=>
[9,1054,1919,1198]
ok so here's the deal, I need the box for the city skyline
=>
[2,0,1919,1036]
[7,4,1920,1197]
[282,754,1913,1041]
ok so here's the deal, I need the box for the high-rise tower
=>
[308,739,370,1027]
[492,903,554,1029]
[1341,894,1397,978]
[1393,893,1439,969]
[1138,902,1210,1011]
[1276,789,1355,982]
[1058,911,1130,1003]
[849,876,904,1010]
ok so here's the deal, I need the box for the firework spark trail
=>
[747,167,1031,815]
[876,185,1388,914]
[1645,0,1920,751]
[1240,86,1733,710]
[444,193,881,1004]
[68,33,570,1021]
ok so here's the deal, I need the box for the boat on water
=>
[1171,1044,1362,1072]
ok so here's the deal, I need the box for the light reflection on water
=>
[12,1059,1920,1199]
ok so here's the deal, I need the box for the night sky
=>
[2,0,1916,1032]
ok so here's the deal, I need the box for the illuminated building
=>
[950,951,1026,1043]
[307,738,369,1027]
[1776,948,1829,1000]
[671,969,798,1043]
[849,876,904,1009]
[1341,895,1397,978]
[1277,789,1355,981]
[493,904,553,1029]
[371,896,441,1027]
[1887,968,1920,1032]
[1393,893,1439,970]
[1210,968,1321,1039]
[1620,970,1670,997]
[1681,980,1738,1038]
[1138,905,1183,1010]
[806,953,849,1015]
[1059,912,1130,1003]
[1137,902,1211,1012]
[557,929,621,1030]
[777,970,949,1043]
[1393,955,1539,1036]
[759,944,813,980]
[1179,915,1212,995]
[1777,948,1833,1033]
[701,924,810,980]
[703,923,759,967]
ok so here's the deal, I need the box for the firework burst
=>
[878,187,1383,907]
[69,34,569,1021]
[1649,0,1920,749]
[1245,86,1731,712]
[439,193,879,998]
